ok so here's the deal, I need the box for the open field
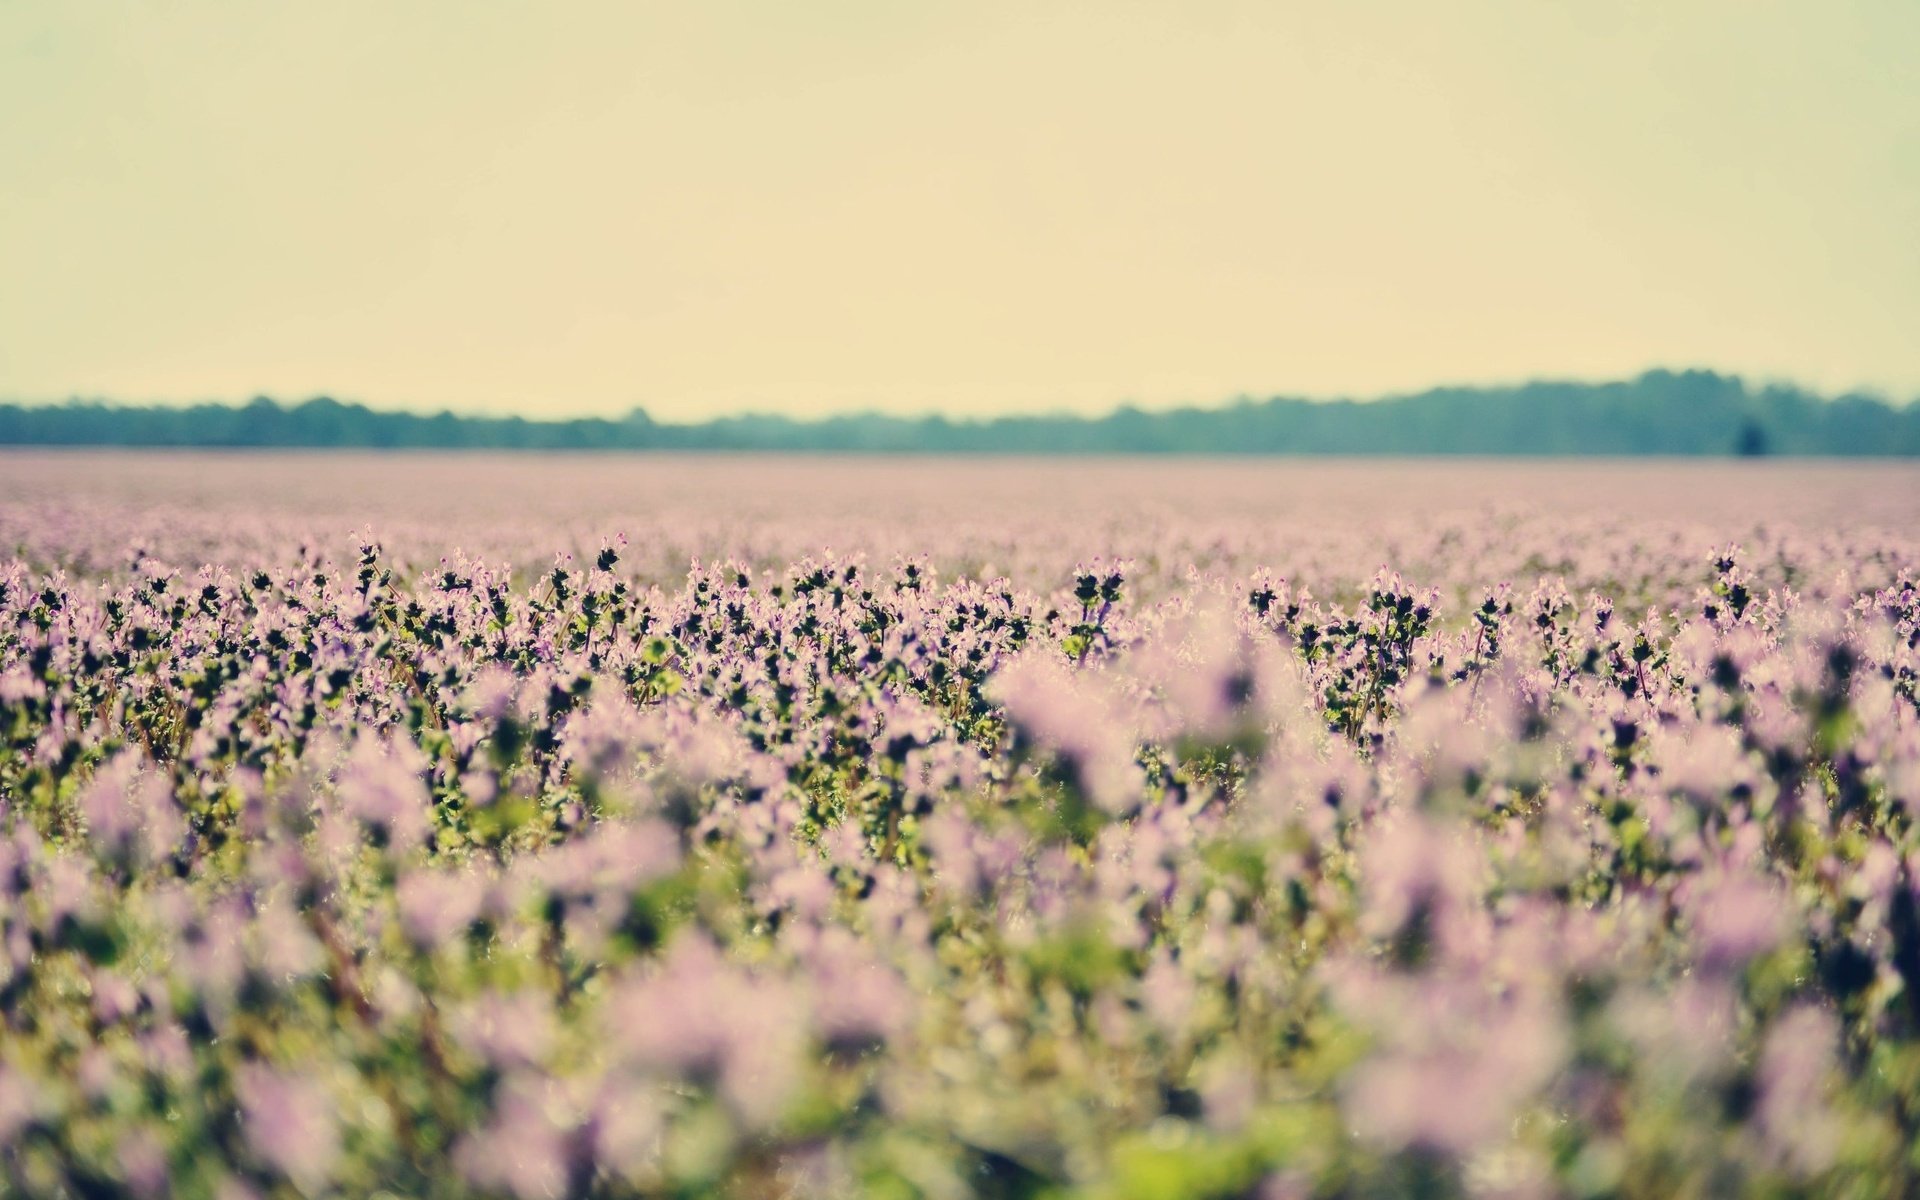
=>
[4,453,1917,584]
[2,455,1918,1197]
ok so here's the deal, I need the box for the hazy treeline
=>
[2,370,1915,455]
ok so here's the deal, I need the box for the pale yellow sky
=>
[3,2,1916,420]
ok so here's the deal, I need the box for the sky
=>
[2,2,1917,421]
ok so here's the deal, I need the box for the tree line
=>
[2,370,1915,455]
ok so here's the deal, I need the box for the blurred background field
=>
[5,452,1916,590]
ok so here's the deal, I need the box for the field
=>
[2,453,1919,1199]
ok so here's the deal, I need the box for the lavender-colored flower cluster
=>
[1,458,1918,1198]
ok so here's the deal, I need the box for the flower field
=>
[2,455,1918,1199]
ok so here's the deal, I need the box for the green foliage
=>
[4,370,1918,454]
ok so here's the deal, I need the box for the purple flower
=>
[336,737,432,853]
[1686,870,1792,970]
[1756,1005,1843,1175]
[235,1065,339,1193]
[395,867,486,948]
[449,991,557,1070]
[453,1074,581,1200]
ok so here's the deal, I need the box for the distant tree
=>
[2,375,1916,455]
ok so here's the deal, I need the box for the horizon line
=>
[6,366,1918,425]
